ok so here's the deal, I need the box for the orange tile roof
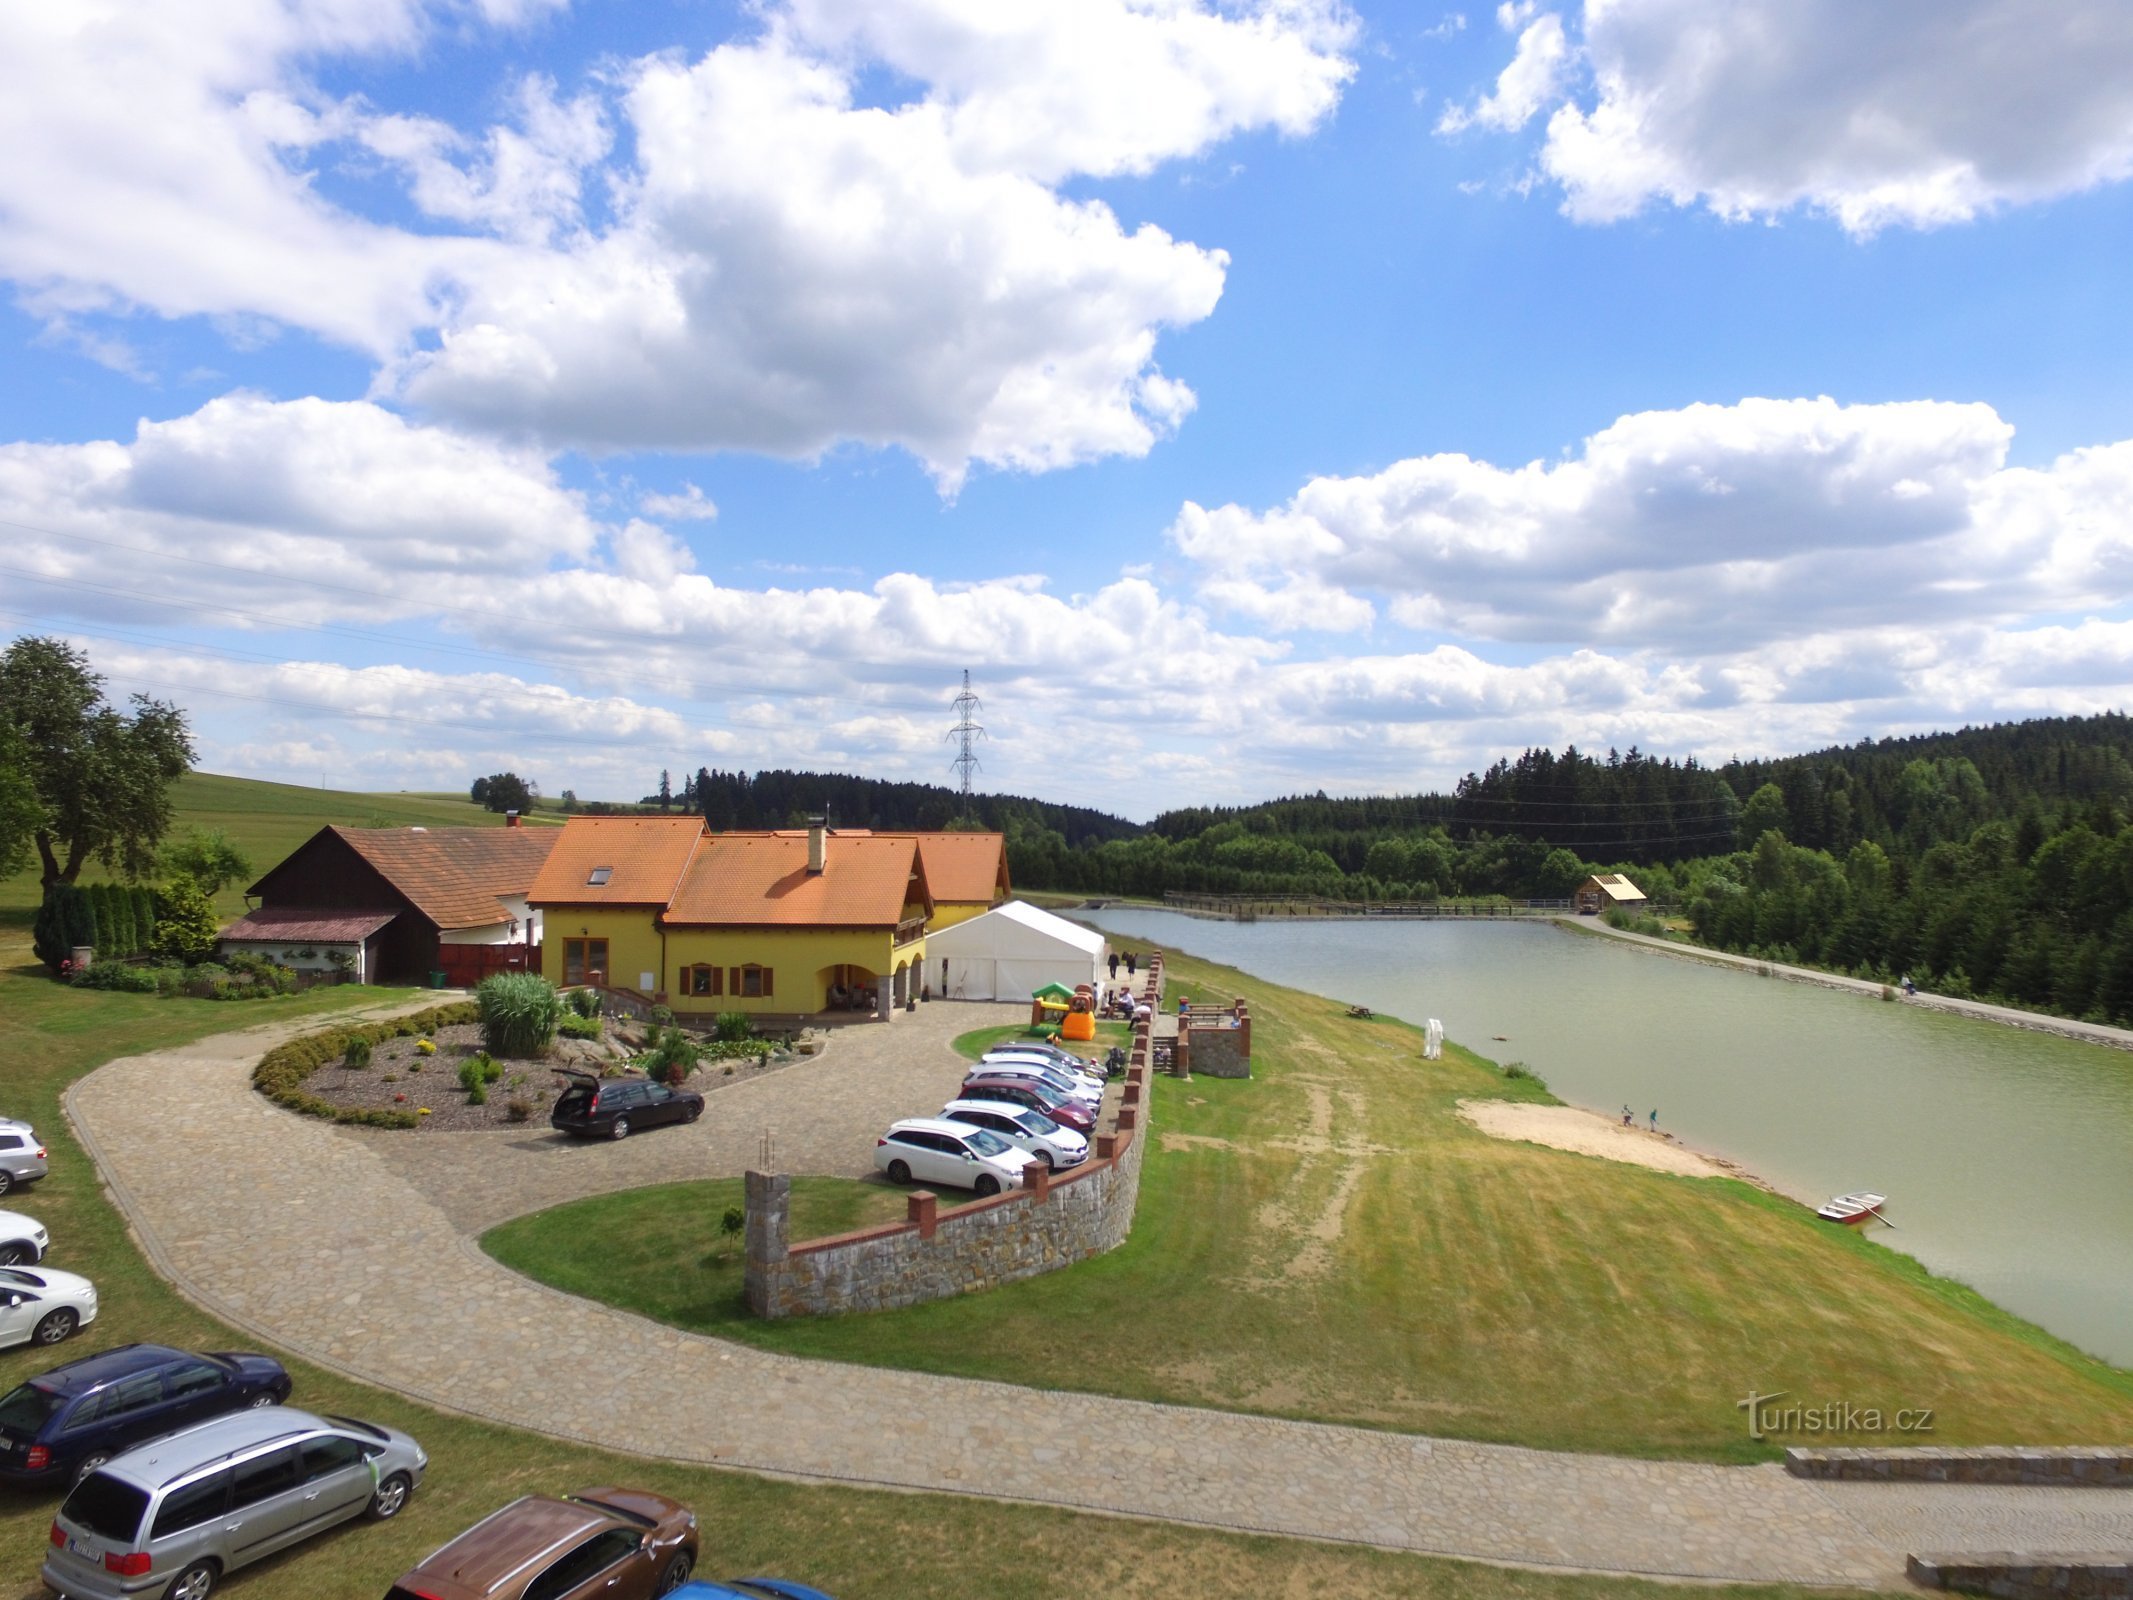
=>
[528,815,706,907]
[744,828,1006,904]
[908,832,1009,903]
[327,826,559,931]
[665,834,929,927]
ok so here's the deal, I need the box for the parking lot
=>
[349,997,1042,1230]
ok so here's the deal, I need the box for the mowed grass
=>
[0,769,559,922]
[492,948,2133,1463]
[951,1018,1134,1061]
[0,911,1899,1600]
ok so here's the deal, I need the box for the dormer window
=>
[587,866,613,886]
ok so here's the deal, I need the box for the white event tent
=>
[927,900,1107,1002]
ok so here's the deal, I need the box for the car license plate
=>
[67,1535,98,1560]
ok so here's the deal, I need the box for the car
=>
[0,1266,96,1350]
[0,1208,50,1265]
[551,1072,704,1140]
[981,1045,1104,1087]
[384,1486,700,1600]
[938,1099,1088,1171]
[0,1118,49,1196]
[670,1581,838,1600]
[964,1060,1102,1111]
[41,1406,426,1600]
[958,1078,1097,1135]
[874,1118,1032,1196]
[0,1344,293,1488]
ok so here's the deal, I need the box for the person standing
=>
[1648,1109,1659,1132]
[1108,951,1120,980]
[1622,1104,1633,1126]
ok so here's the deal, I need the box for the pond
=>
[1078,907,2133,1370]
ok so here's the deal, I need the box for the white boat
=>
[1816,1191,1887,1226]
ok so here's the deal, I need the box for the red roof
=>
[221,907,399,943]
[329,826,558,930]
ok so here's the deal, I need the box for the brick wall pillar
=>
[1173,1026,1191,1077]
[907,1189,939,1239]
[1024,1162,1051,1203]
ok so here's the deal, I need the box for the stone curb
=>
[1791,1447,2133,1488]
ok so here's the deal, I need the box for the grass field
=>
[0,908,1898,1599]
[0,770,561,922]
[488,948,2133,1464]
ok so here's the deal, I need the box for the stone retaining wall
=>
[1786,1445,2133,1487]
[1176,1000,1251,1078]
[745,958,1165,1317]
[1906,1554,2133,1599]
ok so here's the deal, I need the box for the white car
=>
[982,1047,1105,1091]
[939,1099,1089,1171]
[0,1265,96,1349]
[0,1209,48,1266]
[875,1117,1033,1196]
[989,1040,1100,1076]
[971,1060,1103,1111]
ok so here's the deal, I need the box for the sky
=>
[4,0,2133,821]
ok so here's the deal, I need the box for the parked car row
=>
[15,1338,831,1600]
[0,1123,97,1357]
[873,1041,1108,1196]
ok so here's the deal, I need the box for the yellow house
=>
[907,832,1010,929]
[529,815,933,1021]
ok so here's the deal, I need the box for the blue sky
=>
[5,0,2133,818]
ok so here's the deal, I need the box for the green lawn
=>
[0,770,561,922]
[951,1018,1133,1060]
[0,907,1899,1600]
[490,948,2133,1464]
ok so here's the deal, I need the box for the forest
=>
[647,716,2133,1024]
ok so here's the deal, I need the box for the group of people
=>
[1105,950,1140,980]
[1622,1104,1659,1132]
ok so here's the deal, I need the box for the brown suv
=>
[384,1486,698,1600]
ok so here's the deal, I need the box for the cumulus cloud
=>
[1447,0,2133,233]
[0,0,1354,485]
[1437,5,1569,135]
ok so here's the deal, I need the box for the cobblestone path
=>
[65,1008,2133,1588]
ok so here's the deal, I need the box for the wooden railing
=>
[894,915,928,947]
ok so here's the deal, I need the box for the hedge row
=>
[252,1003,479,1131]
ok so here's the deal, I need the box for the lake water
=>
[1078,907,2133,1369]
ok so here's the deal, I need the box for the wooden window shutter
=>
[763,967,774,997]
[711,965,723,996]
[729,967,740,994]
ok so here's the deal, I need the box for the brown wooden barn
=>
[1573,872,1648,915]
[221,821,559,985]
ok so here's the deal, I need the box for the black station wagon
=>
[0,1344,292,1488]
[550,1072,704,1141]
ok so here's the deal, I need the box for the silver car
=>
[41,1407,425,1600]
[939,1099,1089,1171]
[0,1118,48,1197]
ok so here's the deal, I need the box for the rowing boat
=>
[1816,1191,1887,1225]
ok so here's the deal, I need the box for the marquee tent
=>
[927,900,1106,1002]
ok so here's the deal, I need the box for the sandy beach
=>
[1456,1098,1744,1180]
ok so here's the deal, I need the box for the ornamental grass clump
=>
[477,972,564,1058]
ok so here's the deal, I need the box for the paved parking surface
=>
[63,1003,2133,1588]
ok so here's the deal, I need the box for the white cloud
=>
[1437,9,1569,135]
[0,0,1355,486]
[1486,0,2133,233]
[638,483,718,522]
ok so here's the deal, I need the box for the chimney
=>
[505,810,521,828]
[807,815,827,874]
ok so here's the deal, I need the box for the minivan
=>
[43,1416,424,1600]
[42,1407,425,1600]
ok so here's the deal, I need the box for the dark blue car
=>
[0,1343,292,1487]
[670,1581,837,1600]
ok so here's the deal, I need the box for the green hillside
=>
[0,771,561,919]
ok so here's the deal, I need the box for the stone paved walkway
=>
[64,1007,2133,1589]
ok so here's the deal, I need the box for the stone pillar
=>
[743,1169,791,1317]
[877,980,893,1022]
[1123,1081,1141,1106]
[1024,1162,1051,1203]
[907,1189,939,1239]
[1095,1134,1117,1161]
[1116,1107,1137,1133]
[1173,1027,1191,1077]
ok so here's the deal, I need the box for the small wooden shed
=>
[1574,873,1648,915]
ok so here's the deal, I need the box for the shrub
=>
[477,972,563,1057]
[566,987,604,1019]
[33,884,92,974]
[343,1037,373,1068]
[643,1025,700,1080]
[415,1038,436,1056]
[152,876,220,962]
[70,962,158,993]
[650,1004,675,1028]
[557,1012,603,1041]
[715,1010,752,1042]
[505,1096,532,1123]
